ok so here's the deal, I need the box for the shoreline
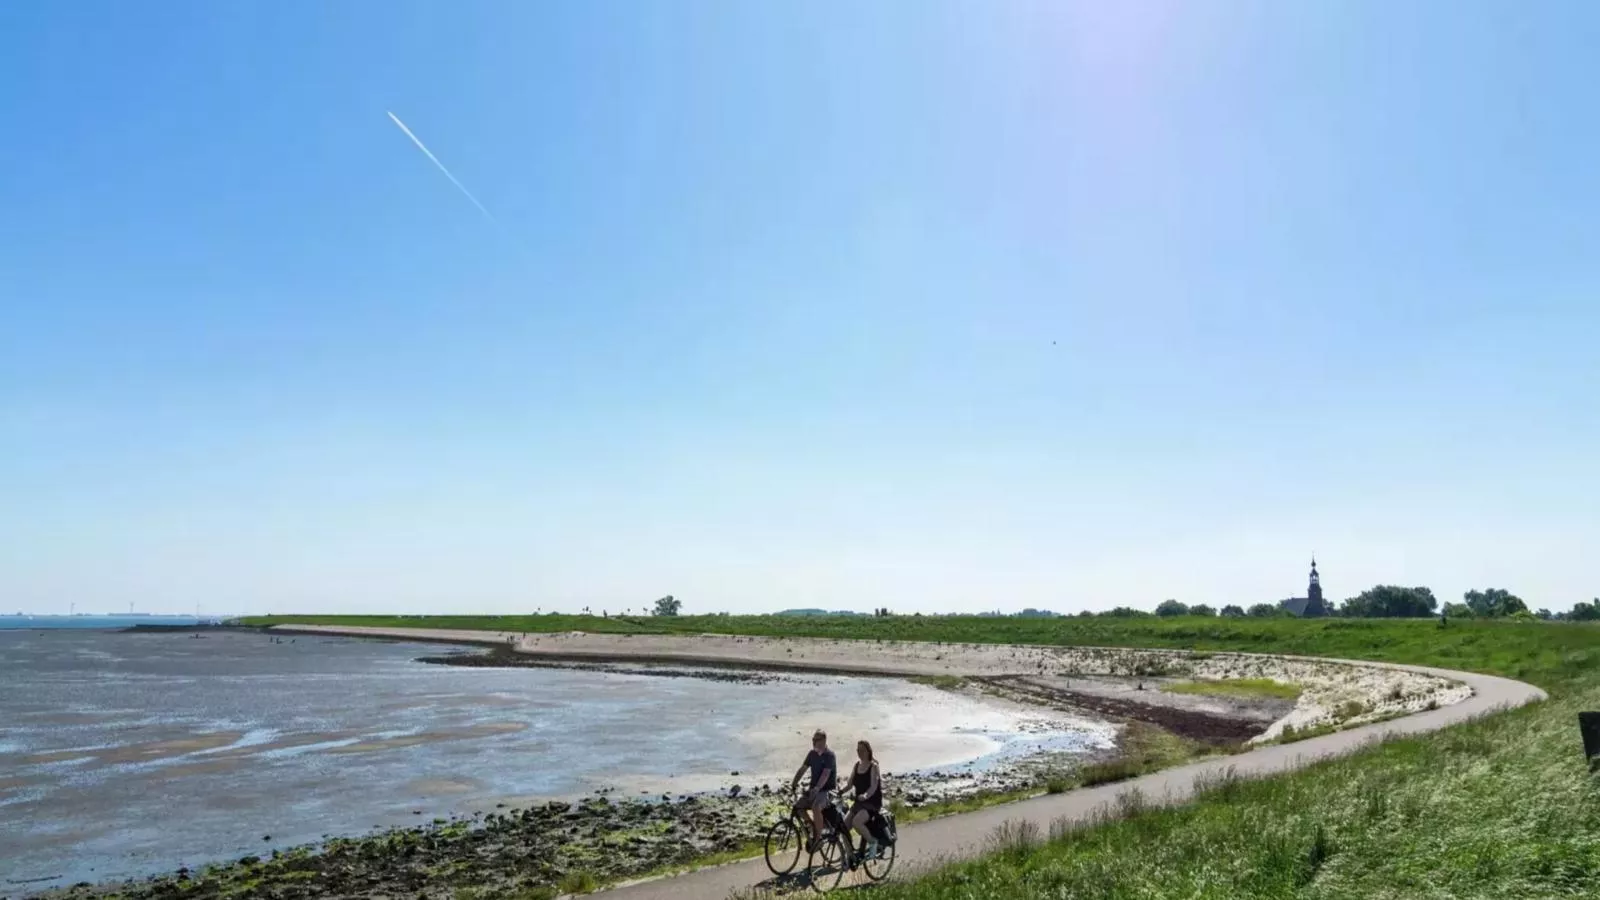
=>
[27,626,1478,899]
[276,624,1474,740]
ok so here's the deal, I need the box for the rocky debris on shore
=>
[958,645,1470,740]
[974,676,1273,746]
[35,792,774,900]
[31,758,1075,900]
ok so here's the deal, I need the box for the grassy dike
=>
[240,615,1600,898]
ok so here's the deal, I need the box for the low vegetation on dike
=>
[242,614,1600,898]
[1161,677,1303,700]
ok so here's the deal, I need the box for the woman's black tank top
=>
[852,762,879,806]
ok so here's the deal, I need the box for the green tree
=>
[1567,599,1600,621]
[1463,588,1529,618]
[652,595,682,616]
[1442,602,1474,619]
[1220,604,1246,618]
[1155,599,1190,617]
[1339,585,1438,618]
[1247,603,1283,618]
[1188,604,1217,617]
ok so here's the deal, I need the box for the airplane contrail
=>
[386,110,495,222]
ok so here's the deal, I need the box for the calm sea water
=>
[0,615,205,630]
[0,629,1109,891]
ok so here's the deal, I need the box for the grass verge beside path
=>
[868,679,1600,899]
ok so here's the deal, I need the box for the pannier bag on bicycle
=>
[869,809,896,846]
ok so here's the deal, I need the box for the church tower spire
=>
[1305,556,1326,616]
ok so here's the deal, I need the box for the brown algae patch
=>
[19,711,123,726]
[322,722,528,755]
[145,758,249,780]
[0,774,42,794]
[93,731,247,765]
[406,777,484,796]
[20,748,102,765]
[19,731,250,770]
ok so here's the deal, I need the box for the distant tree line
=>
[1564,599,1600,621]
[806,590,1600,621]
[1154,600,1283,618]
[1442,588,1527,619]
[556,589,1600,622]
[1338,585,1440,618]
[1119,587,1599,621]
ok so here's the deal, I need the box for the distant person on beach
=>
[844,740,884,862]
[789,729,836,851]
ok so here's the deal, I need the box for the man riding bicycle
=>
[789,729,837,852]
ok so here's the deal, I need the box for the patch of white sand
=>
[739,679,1114,775]
[600,679,1114,797]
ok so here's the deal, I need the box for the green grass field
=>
[244,614,1600,898]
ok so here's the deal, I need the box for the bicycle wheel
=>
[808,833,848,894]
[764,818,802,876]
[863,839,896,881]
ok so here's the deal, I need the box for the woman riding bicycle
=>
[844,740,885,862]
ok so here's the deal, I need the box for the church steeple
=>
[1305,556,1326,616]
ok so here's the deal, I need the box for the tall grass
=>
[866,680,1600,898]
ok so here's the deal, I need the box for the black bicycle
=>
[762,787,810,876]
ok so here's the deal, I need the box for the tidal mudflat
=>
[0,630,1109,894]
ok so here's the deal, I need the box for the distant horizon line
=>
[2,612,222,618]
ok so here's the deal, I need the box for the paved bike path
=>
[586,662,1543,899]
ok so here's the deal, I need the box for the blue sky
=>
[2,2,1596,616]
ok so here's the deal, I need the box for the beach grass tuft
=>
[1161,677,1303,700]
[556,870,598,894]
